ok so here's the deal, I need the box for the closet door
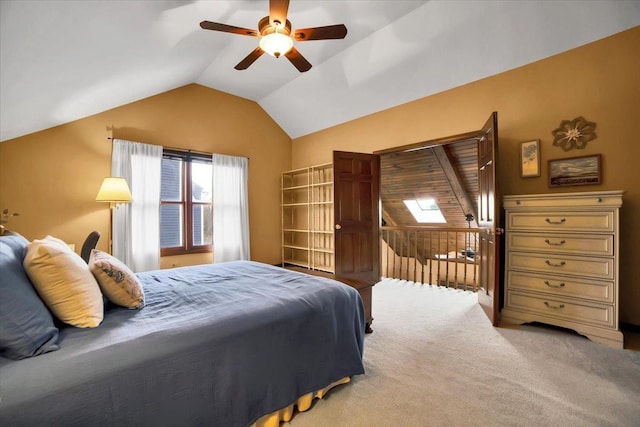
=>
[333,151,381,284]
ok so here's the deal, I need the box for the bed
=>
[0,235,365,426]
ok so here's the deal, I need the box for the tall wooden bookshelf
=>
[281,163,334,273]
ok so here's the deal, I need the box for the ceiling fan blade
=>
[285,47,312,72]
[200,21,258,37]
[269,0,290,26]
[293,24,347,41]
[235,47,265,70]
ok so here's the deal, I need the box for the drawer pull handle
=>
[544,239,566,246]
[544,301,565,310]
[545,260,566,267]
[545,218,566,225]
[544,280,565,288]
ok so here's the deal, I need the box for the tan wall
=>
[292,27,640,325]
[0,84,291,267]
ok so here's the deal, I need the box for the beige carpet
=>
[292,279,640,427]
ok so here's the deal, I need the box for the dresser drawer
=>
[507,212,613,232]
[505,291,615,328]
[508,252,614,280]
[507,232,613,256]
[506,271,613,303]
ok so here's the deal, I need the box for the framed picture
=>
[520,140,540,178]
[548,154,601,187]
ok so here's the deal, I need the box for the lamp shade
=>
[96,177,132,204]
[259,32,293,58]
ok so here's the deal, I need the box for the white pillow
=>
[24,235,104,328]
[89,249,144,309]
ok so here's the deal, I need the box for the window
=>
[404,198,446,223]
[160,150,213,255]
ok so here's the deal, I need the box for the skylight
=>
[404,198,446,223]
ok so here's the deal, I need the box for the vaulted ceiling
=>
[1,1,638,143]
[381,140,479,229]
[379,138,481,270]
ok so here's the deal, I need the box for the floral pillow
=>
[89,250,144,309]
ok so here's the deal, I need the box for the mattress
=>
[0,261,365,426]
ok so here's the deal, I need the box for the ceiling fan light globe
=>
[259,32,293,58]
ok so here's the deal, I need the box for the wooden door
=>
[477,112,501,325]
[333,151,381,284]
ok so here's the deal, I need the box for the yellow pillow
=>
[24,235,104,328]
[89,249,144,309]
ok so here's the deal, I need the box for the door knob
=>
[335,224,342,230]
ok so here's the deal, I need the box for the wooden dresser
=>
[502,191,623,348]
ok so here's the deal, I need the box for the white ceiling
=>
[1,0,638,142]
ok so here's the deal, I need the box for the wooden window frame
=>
[161,150,213,256]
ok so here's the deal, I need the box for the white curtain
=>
[212,154,250,262]
[111,139,163,272]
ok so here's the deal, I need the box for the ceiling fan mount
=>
[200,0,347,72]
[257,16,291,37]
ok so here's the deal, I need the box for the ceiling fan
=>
[199,0,347,72]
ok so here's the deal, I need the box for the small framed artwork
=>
[520,140,541,178]
[548,154,601,187]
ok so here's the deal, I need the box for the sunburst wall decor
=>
[551,116,597,151]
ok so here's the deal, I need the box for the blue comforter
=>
[0,261,365,426]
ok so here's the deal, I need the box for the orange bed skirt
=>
[252,377,351,427]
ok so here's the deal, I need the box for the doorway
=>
[374,112,501,325]
[377,135,480,290]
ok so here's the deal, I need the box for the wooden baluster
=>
[456,230,461,290]
[444,230,450,288]
[393,230,398,280]
[436,230,441,286]
[382,229,387,278]
[413,230,418,282]
[420,230,425,284]
[404,230,409,281]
